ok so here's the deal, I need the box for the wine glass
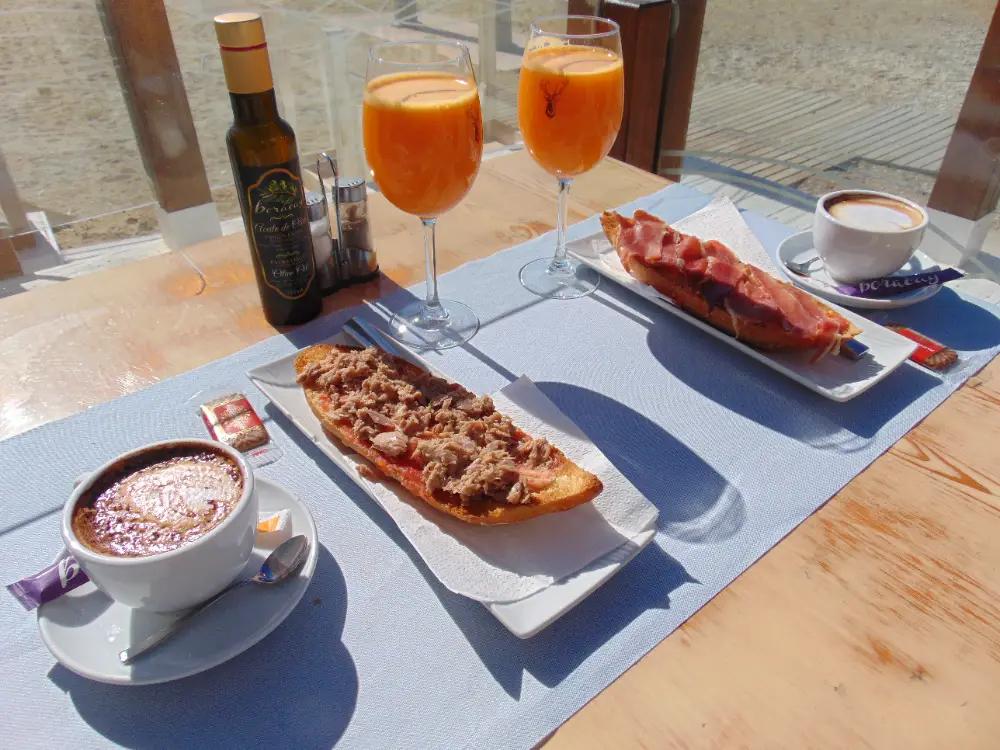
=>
[517,16,624,299]
[363,41,484,349]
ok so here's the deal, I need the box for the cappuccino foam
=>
[826,194,923,232]
[72,445,243,558]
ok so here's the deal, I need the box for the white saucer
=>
[775,231,943,310]
[37,478,318,685]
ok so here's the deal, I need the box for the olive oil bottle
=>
[214,12,321,326]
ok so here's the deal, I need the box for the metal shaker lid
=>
[336,178,366,203]
[304,190,326,221]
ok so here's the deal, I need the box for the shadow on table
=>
[535,382,746,544]
[267,392,700,701]
[48,545,358,749]
[587,286,940,447]
[647,317,940,444]
[886,287,1000,351]
[274,276,417,352]
[443,536,695,700]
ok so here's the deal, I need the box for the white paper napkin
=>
[673,196,781,272]
[352,376,659,603]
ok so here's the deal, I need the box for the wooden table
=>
[3,151,998,747]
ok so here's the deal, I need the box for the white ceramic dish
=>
[568,233,917,402]
[486,526,655,638]
[776,230,943,310]
[37,478,317,685]
[247,333,658,638]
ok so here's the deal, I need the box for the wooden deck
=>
[680,80,955,181]
[671,80,956,223]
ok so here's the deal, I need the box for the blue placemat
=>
[2,183,999,749]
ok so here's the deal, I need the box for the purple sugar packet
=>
[835,268,964,298]
[6,552,89,611]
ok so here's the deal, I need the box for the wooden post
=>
[479,0,500,143]
[928,1,1000,221]
[495,2,517,54]
[658,0,705,178]
[0,146,27,278]
[0,148,28,236]
[569,0,675,174]
[568,0,601,16]
[609,0,673,171]
[97,0,220,249]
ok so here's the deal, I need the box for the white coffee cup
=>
[62,438,258,612]
[813,189,928,283]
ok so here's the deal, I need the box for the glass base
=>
[388,299,479,350]
[519,257,600,300]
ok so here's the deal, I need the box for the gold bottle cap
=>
[214,12,265,49]
[214,12,273,94]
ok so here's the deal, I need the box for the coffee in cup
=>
[824,193,924,233]
[62,439,258,612]
[72,443,244,558]
[813,189,928,283]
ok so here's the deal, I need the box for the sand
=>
[0,0,992,250]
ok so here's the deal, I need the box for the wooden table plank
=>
[0,150,997,749]
[549,359,1000,749]
[0,152,655,440]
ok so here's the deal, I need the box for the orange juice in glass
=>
[517,17,623,299]
[364,71,482,218]
[362,42,483,349]
[519,45,623,178]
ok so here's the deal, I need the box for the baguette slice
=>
[601,210,861,356]
[296,344,602,525]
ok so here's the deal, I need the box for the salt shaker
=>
[335,178,378,284]
[305,190,339,294]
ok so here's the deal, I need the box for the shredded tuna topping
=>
[297,347,558,505]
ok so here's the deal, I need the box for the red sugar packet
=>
[200,392,281,467]
[888,325,958,371]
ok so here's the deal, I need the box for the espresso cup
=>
[62,438,258,612]
[813,189,928,282]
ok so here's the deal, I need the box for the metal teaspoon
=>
[119,534,310,665]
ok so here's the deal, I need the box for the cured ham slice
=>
[601,210,860,358]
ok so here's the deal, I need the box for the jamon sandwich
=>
[601,210,861,358]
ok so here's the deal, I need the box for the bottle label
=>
[242,163,315,300]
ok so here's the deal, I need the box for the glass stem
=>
[421,218,447,320]
[549,177,573,274]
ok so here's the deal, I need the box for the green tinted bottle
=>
[215,12,321,326]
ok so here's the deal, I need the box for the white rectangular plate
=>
[569,233,917,402]
[247,333,657,638]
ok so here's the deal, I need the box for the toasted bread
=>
[296,344,602,525]
[601,211,860,353]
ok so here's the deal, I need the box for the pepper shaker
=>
[335,177,378,284]
[318,152,378,286]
